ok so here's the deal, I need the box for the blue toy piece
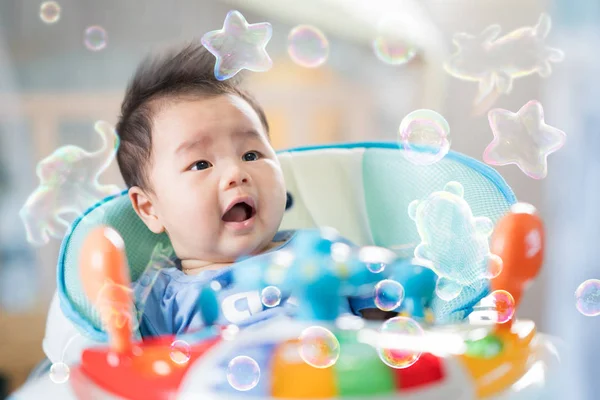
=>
[388,259,437,320]
[279,230,346,321]
[231,230,444,324]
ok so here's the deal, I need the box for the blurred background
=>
[0,0,598,398]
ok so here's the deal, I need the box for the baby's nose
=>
[226,176,248,187]
[221,167,251,189]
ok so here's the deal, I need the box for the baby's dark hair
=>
[116,41,269,190]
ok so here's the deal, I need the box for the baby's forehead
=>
[154,94,264,132]
[148,93,268,158]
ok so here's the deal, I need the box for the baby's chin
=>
[215,236,273,261]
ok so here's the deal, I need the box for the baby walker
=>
[11,143,560,400]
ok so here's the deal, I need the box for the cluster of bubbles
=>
[298,326,340,369]
[442,14,567,178]
[40,1,60,24]
[286,17,418,68]
[398,109,451,166]
[227,355,261,391]
[287,25,329,68]
[293,316,427,371]
[575,279,600,317]
[84,26,108,52]
[39,3,108,52]
[169,340,192,365]
[200,10,422,81]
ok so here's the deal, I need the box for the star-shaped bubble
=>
[483,100,566,179]
[19,121,122,246]
[201,10,273,81]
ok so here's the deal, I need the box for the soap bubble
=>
[170,340,191,364]
[484,100,566,179]
[84,26,107,51]
[287,25,329,68]
[18,121,121,246]
[298,326,340,368]
[201,10,273,81]
[366,263,386,273]
[374,279,405,311]
[575,279,600,317]
[378,316,424,369]
[472,290,516,324]
[372,16,417,65]
[40,1,60,24]
[261,285,282,308]
[488,290,515,323]
[227,356,260,391]
[444,14,564,106]
[398,109,451,165]
[49,362,70,384]
[409,181,500,299]
[96,280,135,331]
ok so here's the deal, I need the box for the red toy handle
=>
[79,226,133,354]
[489,203,544,330]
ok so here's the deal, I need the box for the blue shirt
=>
[134,230,380,337]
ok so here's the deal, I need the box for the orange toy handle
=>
[489,203,544,329]
[80,226,133,354]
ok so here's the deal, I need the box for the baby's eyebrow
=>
[233,129,261,141]
[174,135,212,155]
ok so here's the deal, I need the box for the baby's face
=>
[146,94,286,263]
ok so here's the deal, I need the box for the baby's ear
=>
[128,186,165,234]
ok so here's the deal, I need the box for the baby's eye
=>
[191,160,212,171]
[242,151,261,162]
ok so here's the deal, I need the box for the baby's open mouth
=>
[222,200,256,223]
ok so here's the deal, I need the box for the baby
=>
[115,42,391,337]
